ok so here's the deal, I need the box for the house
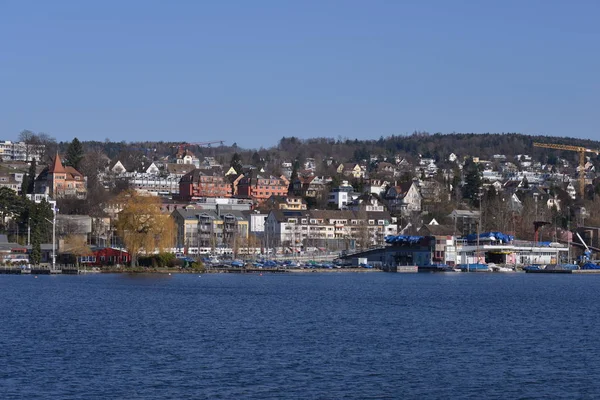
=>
[375,162,398,178]
[224,166,238,176]
[448,209,480,236]
[291,176,329,198]
[110,160,127,175]
[65,247,131,266]
[0,171,23,194]
[364,179,389,196]
[173,148,200,167]
[418,223,457,265]
[264,195,307,211]
[145,162,160,175]
[236,173,289,204]
[346,193,389,213]
[165,163,196,178]
[179,169,232,200]
[565,181,577,200]
[547,196,561,211]
[200,157,221,169]
[384,182,421,214]
[415,158,438,178]
[35,153,87,199]
[304,158,317,171]
[337,163,364,179]
[328,181,359,209]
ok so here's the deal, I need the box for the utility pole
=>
[44,207,57,270]
[52,208,56,270]
[477,188,482,264]
[567,206,571,263]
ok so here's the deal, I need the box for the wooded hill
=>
[70,132,600,174]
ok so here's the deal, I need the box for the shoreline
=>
[99,267,382,274]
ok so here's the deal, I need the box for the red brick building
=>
[179,169,232,200]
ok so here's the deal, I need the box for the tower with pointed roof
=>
[36,152,87,199]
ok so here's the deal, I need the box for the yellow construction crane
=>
[533,142,600,197]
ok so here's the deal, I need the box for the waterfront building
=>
[172,205,249,250]
[265,208,397,252]
[341,232,568,270]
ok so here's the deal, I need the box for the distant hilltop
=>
[74,132,600,164]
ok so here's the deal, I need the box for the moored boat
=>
[459,263,489,272]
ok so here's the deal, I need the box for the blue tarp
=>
[582,263,600,270]
[464,232,514,244]
[385,235,424,245]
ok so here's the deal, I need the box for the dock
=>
[0,267,24,274]
[525,269,600,274]
[210,267,288,273]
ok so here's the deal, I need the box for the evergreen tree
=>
[20,175,29,198]
[27,158,36,194]
[65,137,84,170]
[0,187,24,230]
[30,225,41,265]
[462,158,482,207]
[251,151,262,168]
[230,153,243,174]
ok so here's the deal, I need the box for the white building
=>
[0,141,45,161]
[328,181,359,209]
[265,209,397,250]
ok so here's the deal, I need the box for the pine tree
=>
[65,137,84,170]
[30,226,41,265]
[230,153,243,174]
[27,158,36,194]
[462,158,482,207]
[20,175,29,198]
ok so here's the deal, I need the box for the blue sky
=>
[1,0,599,148]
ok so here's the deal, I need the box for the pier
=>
[525,269,600,274]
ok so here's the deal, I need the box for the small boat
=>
[459,263,490,272]
[489,263,515,272]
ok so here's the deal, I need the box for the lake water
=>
[1,272,600,399]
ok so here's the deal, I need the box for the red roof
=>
[49,152,66,173]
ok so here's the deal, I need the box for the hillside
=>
[77,133,600,173]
